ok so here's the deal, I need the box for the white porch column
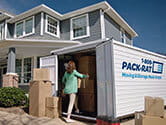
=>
[7,47,16,73]
[3,47,18,87]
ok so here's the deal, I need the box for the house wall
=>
[104,13,133,45]
[61,10,102,42]
[104,13,121,41]
[7,13,61,40]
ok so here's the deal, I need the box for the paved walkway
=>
[0,111,95,125]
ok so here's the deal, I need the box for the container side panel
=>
[96,44,107,116]
[104,42,115,117]
[113,42,166,117]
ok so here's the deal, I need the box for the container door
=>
[40,55,58,96]
[96,40,115,118]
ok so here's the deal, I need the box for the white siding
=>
[112,41,166,117]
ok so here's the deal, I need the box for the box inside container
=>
[58,49,97,117]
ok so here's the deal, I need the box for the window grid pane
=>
[16,59,22,83]
[72,15,87,38]
[16,22,23,37]
[25,18,33,34]
[23,58,32,83]
[47,16,58,35]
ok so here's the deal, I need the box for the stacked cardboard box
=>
[135,96,166,125]
[78,56,96,112]
[45,97,62,118]
[78,56,96,80]
[33,68,50,81]
[29,80,52,117]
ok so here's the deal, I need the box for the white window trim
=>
[100,9,105,39]
[40,12,44,35]
[70,13,90,40]
[14,16,35,38]
[4,20,7,39]
[45,14,60,38]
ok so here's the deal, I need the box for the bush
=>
[0,87,28,107]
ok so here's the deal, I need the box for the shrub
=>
[0,87,28,107]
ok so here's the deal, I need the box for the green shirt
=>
[62,70,87,94]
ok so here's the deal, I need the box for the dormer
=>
[0,10,14,40]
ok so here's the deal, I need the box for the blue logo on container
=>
[152,61,163,74]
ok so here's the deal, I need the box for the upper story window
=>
[70,14,90,40]
[15,16,35,38]
[120,28,126,44]
[0,23,4,40]
[45,15,60,37]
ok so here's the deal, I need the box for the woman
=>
[62,61,88,123]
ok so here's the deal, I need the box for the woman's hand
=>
[86,73,89,78]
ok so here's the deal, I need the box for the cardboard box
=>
[29,81,52,117]
[79,79,95,93]
[79,93,96,112]
[45,97,62,118]
[33,68,50,81]
[145,96,164,117]
[135,112,166,125]
[45,107,60,118]
[46,97,61,108]
[78,56,96,80]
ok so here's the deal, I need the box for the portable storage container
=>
[40,39,166,119]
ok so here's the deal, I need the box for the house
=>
[0,1,137,90]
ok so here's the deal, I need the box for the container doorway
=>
[58,50,97,118]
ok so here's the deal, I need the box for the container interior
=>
[58,50,97,117]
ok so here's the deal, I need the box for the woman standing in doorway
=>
[62,61,88,123]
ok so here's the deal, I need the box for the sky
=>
[0,0,166,54]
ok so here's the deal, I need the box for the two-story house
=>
[0,1,137,90]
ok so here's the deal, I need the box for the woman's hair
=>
[66,61,76,73]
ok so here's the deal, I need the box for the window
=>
[16,22,23,37]
[23,58,32,83]
[16,59,22,83]
[70,14,90,40]
[45,15,59,37]
[15,16,34,38]
[16,57,32,84]
[0,23,4,40]
[120,28,126,44]
[25,18,33,34]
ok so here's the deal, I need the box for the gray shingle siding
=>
[104,13,121,41]
[7,13,60,40]
[60,10,101,42]
[73,10,101,42]
[60,19,70,40]
[104,13,133,45]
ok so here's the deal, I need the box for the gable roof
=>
[6,1,138,37]
[0,10,15,21]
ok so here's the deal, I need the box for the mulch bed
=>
[0,106,28,115]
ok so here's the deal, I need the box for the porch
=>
[0,39,80,90]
